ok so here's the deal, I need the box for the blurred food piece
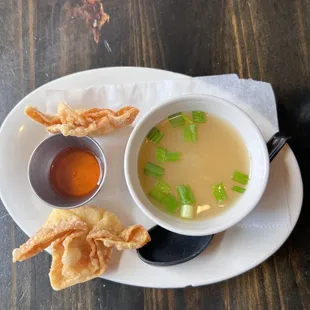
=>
[73,0,110,44]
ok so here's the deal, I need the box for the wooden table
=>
[0,1,309,309]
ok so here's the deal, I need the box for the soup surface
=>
[138,112,250,220]
[50,147,101,198]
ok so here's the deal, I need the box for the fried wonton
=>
[24,103,139,137]
[12,206,150,290]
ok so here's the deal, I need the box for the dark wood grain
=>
[1,0,310,309]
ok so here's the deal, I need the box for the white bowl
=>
[124,95,269,236]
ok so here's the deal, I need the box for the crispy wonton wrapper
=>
[24,102,139,137]
[12,206,150,290]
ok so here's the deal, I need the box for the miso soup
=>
[138,111,250,220]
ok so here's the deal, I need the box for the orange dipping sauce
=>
[50,147,101,198]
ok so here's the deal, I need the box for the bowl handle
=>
[267,132,290,162]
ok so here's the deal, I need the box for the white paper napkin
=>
[46,75,291,229]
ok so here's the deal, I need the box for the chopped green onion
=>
[166,152,181,161]
[149,180,170,201]
[168,112,185,128]
[146,127,158,140]
[232,171,249,185]
[162,194,180,213]
[184,124,197,142]
[180,204,194,219]
[156,147,181,162]
[153,132,164,144]
[149,188,166,201]
[232,185,246,194]
[144,162,164,178]
[192,111,206,123]
[149,181,179,213]
[147,127,164,144]
[182,114,193,124]
[212,183,228,202]
[184,126,192,142]
[156,147,167,162]
[190,124,197,142]
[154,179,170,195]
[176,185,196,204]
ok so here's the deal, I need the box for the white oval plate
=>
[0,67,303,288]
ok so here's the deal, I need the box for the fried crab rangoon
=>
[24,102,139,137]
[12,206,150,290]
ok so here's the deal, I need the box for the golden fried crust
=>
[12,206,150,290]
[24,106,61,127]
[24,102,140,137]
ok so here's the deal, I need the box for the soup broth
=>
[138,112,250,220]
